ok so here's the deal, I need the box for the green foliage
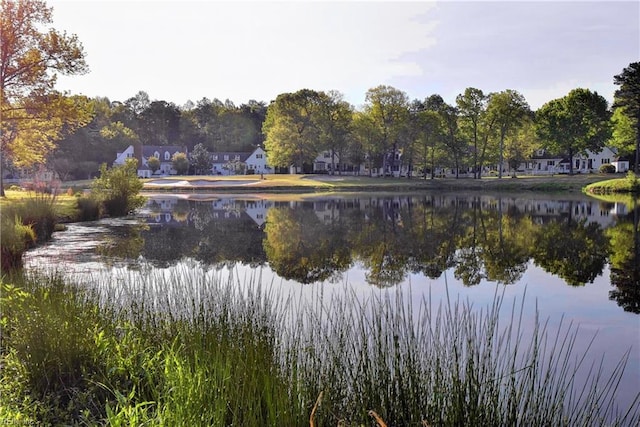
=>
[189,143,212,175]
[147,155,161,173]
[263,89,326,170]
[536,88,612,174]
[585,172,640,194]
[91,159,145,217]
[0,0,91,196]
[364,85,410,174]
[626,171,640,192]
[599,163,617,174]
[171,152,189,175]
[0,215,36,270]
[75,196,102,221]
[19,194,60,243]
[609,106,636,154]
[2,270,637,425]
[614,62,640,172]
[487,89,531,177]
[0,277,114,424]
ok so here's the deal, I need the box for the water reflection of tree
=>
[607,200,640,313]
[263,205,351,284]
[140,200,266,268]
[96,223,148,267]
[133,195,631,303]
[351,199,409,287]
[533,213,609,287]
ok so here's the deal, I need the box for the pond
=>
[24,191,640,410]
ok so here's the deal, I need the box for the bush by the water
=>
[75,196,101,221]
[91,159,145,217]
[599,163,617,174]
[0,192,59,271]
[1,269,638,426]
[0,215,35,271]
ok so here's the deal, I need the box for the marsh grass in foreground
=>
[1,268,638,426]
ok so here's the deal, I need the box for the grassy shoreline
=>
[2,269,638,426]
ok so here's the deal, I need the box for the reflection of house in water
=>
[244,199,272,227]
[423,195,628,228]
[142,196,274,228]
[514,199,626,228]
[143,196,183,225]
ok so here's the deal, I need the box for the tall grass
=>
[1,267,638,426]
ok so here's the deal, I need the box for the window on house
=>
[256,154,263,159]
[212,155,218,161]
[575,160,580,168]
[234,155,240,160]
[324,152,331,158]
[154,151,160,159]
[224,155,229,161]
[547,160,555,166]
[165,152,170,160]
[602,158,610,164]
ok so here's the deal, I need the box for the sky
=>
[50,0,640,110]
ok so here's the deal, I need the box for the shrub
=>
[0,215,36,271]
[626,171,640,193]
[19,199,58,243]
[599,163,616,174]
[91,159,145,217]
[76,196,102,221]
[171,152,189,175]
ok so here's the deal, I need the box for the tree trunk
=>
[498,132,505,179]
[635,120,640,174]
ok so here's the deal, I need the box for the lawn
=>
[0,189,80,221]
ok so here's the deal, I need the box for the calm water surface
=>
[24,192,640,409]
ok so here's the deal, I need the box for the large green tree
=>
[456,88,487,178]
[363,85,410,176]
[613,62,640,173]
[486,90,530,178]
[536,88,611,175]
[316,90,352,175]
[0,0,91,196]
[190,142,212,175]
[262,89,324,173]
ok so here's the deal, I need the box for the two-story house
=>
[521,146,625,175]
[114,145,188,178]
[211,147,271,176]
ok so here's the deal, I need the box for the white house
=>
[521,147,625,175]
[210,147,272,176]
[114,145,188,178]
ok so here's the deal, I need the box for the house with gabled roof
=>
[210,146,272,176]
[520,146,624,175]
[114,144,188,178]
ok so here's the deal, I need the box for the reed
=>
[1,267,638,426]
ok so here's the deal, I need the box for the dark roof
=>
[211,152,251,162]
[615,153,636,162]
[142,146,187,158]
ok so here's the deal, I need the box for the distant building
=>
[114,145,188,178]
[210,147,272,176]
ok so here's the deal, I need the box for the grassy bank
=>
[584,172,640,195]
[1,268,638,426]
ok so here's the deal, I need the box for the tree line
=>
[2,0,639,193]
